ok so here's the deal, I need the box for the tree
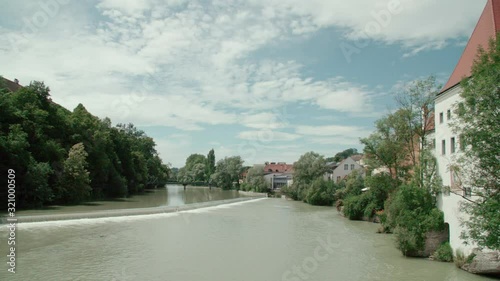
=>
[58,143,91,203]
[282,151,327,201]
[452,34,500,250]
[206,149,216,180]
[244,165,268,192]
[361,114,407,181]
[210,156,244,190]
[328,148,359,163]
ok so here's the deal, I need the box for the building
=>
[328,156,365,183]
[264,173,293,190]
[434,0,499,255]
[262,162,294,189]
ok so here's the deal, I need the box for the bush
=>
[305,178,336,206]
[386,185,445,256]
[343,193,372,220]
[433,242,453,262]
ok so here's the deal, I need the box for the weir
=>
[0,196,267,224]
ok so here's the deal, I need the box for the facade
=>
[264,173,293,190]
[330,156,365,183]
[434,0,499,255]
[262,162,294,189]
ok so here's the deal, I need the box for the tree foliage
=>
[210,156,244,190]
[282,151,339,205]
[0,80,170,209]
[453,34,500,250]
[242,165,269,192]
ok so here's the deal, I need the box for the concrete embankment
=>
[1,197,266,224]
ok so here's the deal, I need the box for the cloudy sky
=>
[0,0,488,167]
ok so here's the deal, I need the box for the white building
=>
[434,0,499,255]
[329,156,365,183]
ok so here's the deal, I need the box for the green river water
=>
[0,185,496,281]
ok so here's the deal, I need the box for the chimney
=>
[14,78,19,84]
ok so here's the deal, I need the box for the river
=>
[0,184,496,281]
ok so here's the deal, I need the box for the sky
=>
[0,0,488,167]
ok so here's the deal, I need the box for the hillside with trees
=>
[0,79,170,209]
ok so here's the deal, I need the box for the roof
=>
[1,77,22,92]
[440,0,500,94]
[263,163,293,173]
[425,112,435,132]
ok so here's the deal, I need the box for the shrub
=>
[386,185,445,256]
[433,242,453,262]
[305,178,336,206]
[343,193,372,220]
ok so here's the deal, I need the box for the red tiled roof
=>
[440,0,500,94]
[264,163,293,173]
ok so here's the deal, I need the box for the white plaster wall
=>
[434,86,475,255]
[332,157,364,181]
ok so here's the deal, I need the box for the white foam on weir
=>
[0,197,268,230]
[183,197,268,214]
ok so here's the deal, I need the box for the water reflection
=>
[166,184,241,206]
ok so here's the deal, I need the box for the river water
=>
[0,185,496,281]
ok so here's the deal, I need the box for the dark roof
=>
[440,0,500,94]
[1,77,22,92]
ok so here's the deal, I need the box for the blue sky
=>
[0,0,488,167]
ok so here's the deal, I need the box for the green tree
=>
[327,148,359,163]
[282,151,327,201]
[58,143,92,203]
[452,34,500,250]
[244,165,268,192]
[206,149,216,180]
[211,156,244,190]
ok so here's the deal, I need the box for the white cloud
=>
[237,130,302,141]
[296,125,371,137]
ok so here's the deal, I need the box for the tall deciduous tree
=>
[453,34,500,250]
[210,156,244,190]
[283,151,327,201]
[58,143,91,203]
[206,149,216,180]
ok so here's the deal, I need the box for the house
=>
[262,162,294,189]
[330,156,365,183]
[1,77,22,92]
[264,173,293,190]
[434,0,499,256]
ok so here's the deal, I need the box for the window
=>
[336,176,341,183]
[432,138,436,149]
[344,164,348,170]
[447,109,451,120]
[442,140,446,155]
[350,164,355,170]
[439,112,444,124]
[451,137,456,153]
